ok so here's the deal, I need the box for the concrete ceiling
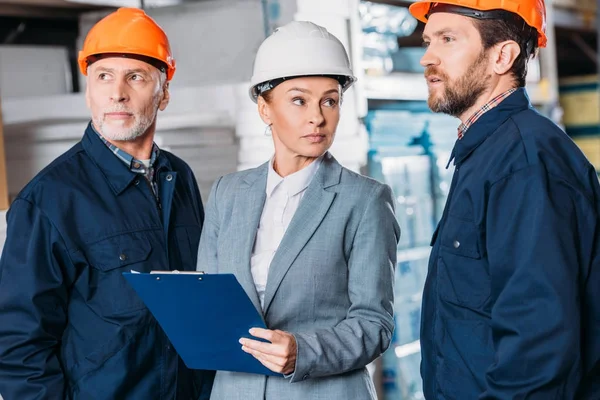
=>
[0,0,194,18]
[0,0,111,18]
[2,0,89,7]
[66,0,181,6]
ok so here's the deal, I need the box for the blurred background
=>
[0,1,597,398]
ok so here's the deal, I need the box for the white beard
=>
[94,95,160,141]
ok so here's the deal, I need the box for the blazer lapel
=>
[262,154,342,314]
[231,163,268,317]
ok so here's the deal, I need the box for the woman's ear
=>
[257,95,272,126]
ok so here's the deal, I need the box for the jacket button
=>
[166,174,173,181]
[134,179,140,186]
[302,374,309,380]
[119,253,127,261]
[453,240,460,249]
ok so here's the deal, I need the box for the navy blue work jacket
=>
[421,89,600,399]
[0,123,213,399]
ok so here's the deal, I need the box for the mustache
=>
[424,67,448,80]
[103,105,133,114]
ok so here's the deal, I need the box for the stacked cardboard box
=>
[559,75,600,168]
[553,0,596,12]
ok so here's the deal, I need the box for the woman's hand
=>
[240,328,297,375]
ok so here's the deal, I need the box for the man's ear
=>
[492,40,521,75]
[158,81,170,111]
[257,95,272,126]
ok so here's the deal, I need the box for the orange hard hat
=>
[409,0,547,47]
[78,7,176,80]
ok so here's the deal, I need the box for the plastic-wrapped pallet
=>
[1,84,239,205]
[0,46,72,99]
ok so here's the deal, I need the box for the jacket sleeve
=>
[0,199,71,400]
[480,165,589,399]
[289,184,400,382]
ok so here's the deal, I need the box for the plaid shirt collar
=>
[457,88,517,140]
[91,125,159,175]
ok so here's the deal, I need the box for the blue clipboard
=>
[122,272,282,377]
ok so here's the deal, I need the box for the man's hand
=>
[240,328,297,375]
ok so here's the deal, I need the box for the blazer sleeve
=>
[290,183,400,382]
[196,177,222,274]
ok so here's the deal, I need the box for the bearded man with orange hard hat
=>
[409,0,600,398]
[0,8,214,400]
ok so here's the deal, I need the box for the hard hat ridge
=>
[248,21,357,102]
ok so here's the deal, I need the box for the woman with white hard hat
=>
[197,20,400,400]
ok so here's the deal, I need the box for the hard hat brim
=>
[408,0,547,47]
[249,73,357,103]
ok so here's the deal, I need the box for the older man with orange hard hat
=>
[409,0,600,398]
[0,8,213,400]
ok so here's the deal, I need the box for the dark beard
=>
[427,51,491,117]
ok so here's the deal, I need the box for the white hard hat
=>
[249,21,357,102]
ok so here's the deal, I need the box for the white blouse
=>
[250,156,323,309]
